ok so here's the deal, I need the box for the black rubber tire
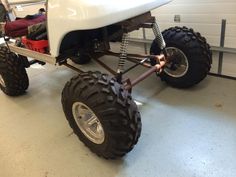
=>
[70,53,91,65]
[62,71,141,159]
[150,26,212,88]
[0,46,29,96]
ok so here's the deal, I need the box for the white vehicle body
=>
[47,0,172,57]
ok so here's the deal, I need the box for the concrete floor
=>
[0,58,236,177]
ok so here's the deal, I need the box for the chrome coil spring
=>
[117,33,129,73]
[152,22,166,50]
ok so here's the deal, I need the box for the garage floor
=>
[0,57,236,177]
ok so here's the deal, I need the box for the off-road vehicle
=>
[0,0,212,159]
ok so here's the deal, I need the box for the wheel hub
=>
[72,102,105,144]
[164,47,189,78]
[0,74,6,87]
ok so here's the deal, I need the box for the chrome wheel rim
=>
[72,102,105,144]
[0,74,6,87]
[164,47,189,78]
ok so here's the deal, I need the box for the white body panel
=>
[47,0,172,57]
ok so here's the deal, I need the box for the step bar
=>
[8,43,56,65]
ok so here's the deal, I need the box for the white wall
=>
[2,0,45,17]
[152,0,236,48]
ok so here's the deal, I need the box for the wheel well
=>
[59,29,102,59]
[59,31,83,58]
[58,26,123,59]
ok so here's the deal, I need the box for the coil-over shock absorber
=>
[152,20,166,53]
[116,32,129,82]
[151,19,168,67]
